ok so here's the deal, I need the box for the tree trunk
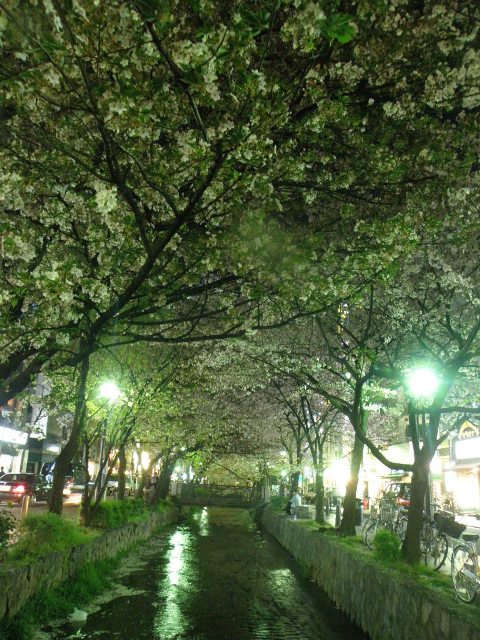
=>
[314,469,325,524]
[154,459,175,501]
[117,442,127,500]
[49,347,90,515]
[289,469,300,496]
[338,430,363,535]
[136,468,148,500]
[402,458,429,564]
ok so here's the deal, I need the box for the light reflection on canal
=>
[46,507,369,640]
[155,529,195,638]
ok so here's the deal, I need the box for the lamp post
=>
[96,381,121,500]
[406,366,440,518]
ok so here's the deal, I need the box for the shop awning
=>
[453,462,480,471]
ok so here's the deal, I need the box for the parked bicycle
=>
[451,533,480,603]
[363,499,454,571]
[361,499,378,545]
[419,513,449,571]
[363,495,407,549]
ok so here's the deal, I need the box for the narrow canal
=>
[43,507,369,640]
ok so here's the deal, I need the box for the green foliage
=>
[321,13,356,43]
[300,520,326,531]
[8,513,94,563]
[269,495,289,512]
[337,534,362,547]
[153,498,172,512]
[0,500,171,639]
[0,509,16,557]
[372,529,402,563]
[67,558,117,601]
[88,499,148,529]
[0,556,118,640]
[0,614,33,640]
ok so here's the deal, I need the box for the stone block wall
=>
[260,507,480,640]
[0,507,177,620]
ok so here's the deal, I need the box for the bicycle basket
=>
[379,504,395,523]
[434,513,466,538]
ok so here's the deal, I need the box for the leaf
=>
[321,13,356,44]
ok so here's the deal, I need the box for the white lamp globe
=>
[406,368,439,399]
[99,381,121,402]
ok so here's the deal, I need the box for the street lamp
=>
[98,381,122,403]
[96,381,122,501]
[405,365,440,445]
[405,366,439,518]
[406,367,439,401]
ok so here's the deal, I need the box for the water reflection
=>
[192,506,210,536]
[46,507,368,640]
[154,527,196,639]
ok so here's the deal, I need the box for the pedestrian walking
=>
[290,491,301,519]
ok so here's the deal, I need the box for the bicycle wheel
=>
[393,515,408,542]
[361,516,374,544]
[364,519,378,550]
[424,532,448,571]
[451,544,478,603]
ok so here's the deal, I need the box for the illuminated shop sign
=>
[0,426,28,446]
[455,436,480,461]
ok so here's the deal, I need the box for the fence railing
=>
[171,482,265,504]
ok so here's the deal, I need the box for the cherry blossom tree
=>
[1,0,480,533]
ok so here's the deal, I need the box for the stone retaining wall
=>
[0,507,177,620]
[260,507,480,640]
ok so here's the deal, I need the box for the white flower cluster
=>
[282,2,330,51]
[94,181,118,214]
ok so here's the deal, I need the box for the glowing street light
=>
[406,367,439,400]
[405,366,439,519]
[95,381,122,502]
[98,381,122,403]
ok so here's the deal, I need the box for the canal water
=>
[42,507,368,640]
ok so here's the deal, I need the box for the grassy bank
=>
[0,554,119,640]
[287,515,480,631]
[0,499,175,639]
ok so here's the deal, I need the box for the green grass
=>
[269,496,289,513]
[336,534,363,548]
[7,513,97,564]
[0,501,175,640]
[153,498,174,514]
[297,519,335,532]
[0,555,119,640]
[304,524,480,631]
[372,529,402,562]
[88,497,172,528]
[88,498,149,528]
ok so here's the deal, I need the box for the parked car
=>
[0,473,73,504]
[0,473,52,504]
